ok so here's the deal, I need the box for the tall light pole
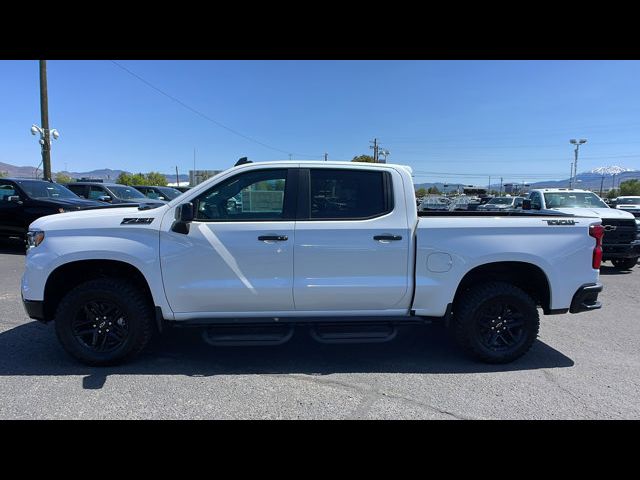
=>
[569,138,587,188]
[31,124,59,179]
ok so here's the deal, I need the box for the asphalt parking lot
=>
[1,239,638,419]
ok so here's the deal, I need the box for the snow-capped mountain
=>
[589,166,638,176]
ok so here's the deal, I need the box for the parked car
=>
[24,161,603,366]
[527,188,640,270]
[0,178,104,240]
[615,196,640,217]
[133,185,183,201]
[64,182,165,207]
[418,195,451,211]
[477,196,525,211]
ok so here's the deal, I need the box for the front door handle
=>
[374,235,402,241]
[258,235,288,241]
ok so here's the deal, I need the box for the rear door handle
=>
[373,235,402,241]
[258,235,288,241]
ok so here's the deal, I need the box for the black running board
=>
[309,323,397,344]
[202,325,294,346]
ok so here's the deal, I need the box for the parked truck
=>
[22,161,604,366]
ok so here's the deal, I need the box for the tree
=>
[415,187,427,197]
[0,171,6,178]
[145,172,168,186]
[351,155,376,163]
[606,189,619,199]
[427,186,441,194]
[620,179,640,196]
[55,173,73,184]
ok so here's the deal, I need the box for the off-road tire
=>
[54,278,153,366]
[454,282,540,364]
[611,257,638,270]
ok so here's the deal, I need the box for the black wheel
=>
[54,278,153,366]
[454,282,539,364]
[611,257,638,270]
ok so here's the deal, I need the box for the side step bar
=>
[202,325,294,346]
[309,323,397,344]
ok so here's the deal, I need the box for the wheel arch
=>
[453,261,552,314]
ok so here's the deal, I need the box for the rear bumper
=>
[569,283,603,314]
[603,240,640,259]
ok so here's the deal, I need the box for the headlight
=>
[26,230,45,248]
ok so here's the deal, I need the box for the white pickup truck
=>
[21,161,604,366]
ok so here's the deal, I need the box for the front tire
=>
[454,282,540,364]
[611,257,638,270]
[54,278,153,366]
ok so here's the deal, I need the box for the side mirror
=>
[522,199,532,210]
[98,195,112,202]
[172,203,194,234]
[175,202,194,222]
[8,195,22,204]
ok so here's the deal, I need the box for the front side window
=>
[194,169,288,221]
[309,169,391,220]
[531,193,542,209]
[0,183,17,201]
[88,185,107,200]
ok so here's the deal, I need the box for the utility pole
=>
[499,177,503,197]
[369,138,379,163]
[612,173,616,193]
[176,166,180,186]
[39,60,52,181]
[324,152,328,162]
[599,174,605,197]
[488,176,491,194]
[569,139,587,188]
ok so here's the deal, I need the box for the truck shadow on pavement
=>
[0,321,575,390]
[0,239,26,256]
[599,265,635,275]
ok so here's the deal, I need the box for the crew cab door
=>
[293,167,412,313]
[160,168,297,316]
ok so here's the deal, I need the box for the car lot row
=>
[0,178,191,240]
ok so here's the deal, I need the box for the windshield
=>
[617,197,640,205]
[17,180,78,199]
[157,187,183,200]
[108,185,147,200]
[487,197,513,205]
[544,192,608,209]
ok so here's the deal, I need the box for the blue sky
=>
[1,60,640,185]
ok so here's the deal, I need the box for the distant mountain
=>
[0,162,190,184]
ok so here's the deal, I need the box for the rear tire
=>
[54,278,153,366]
[454,282,539,364]
[611,257,638,270]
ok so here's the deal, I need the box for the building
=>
[189,170,223,187]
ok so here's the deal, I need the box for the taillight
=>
[589,224,604,269]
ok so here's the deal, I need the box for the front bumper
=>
[602,240,640,259]
[569,283,603,314]
[22,297,45,321]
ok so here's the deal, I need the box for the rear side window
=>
[0,183,16,201]
[309,169,392,220]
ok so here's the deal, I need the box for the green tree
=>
[0,170,6,178]
[55,173,73,184]
[351,155,376,163]
[606,189,619,199]
[145,171,168,186]
[427,186,441,194]
[415,187,427,197]
[620,179,640,196]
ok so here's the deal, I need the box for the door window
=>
[0,183,17,202]
[193,169,290,221]
[88,185,106,200]
[66,184,86,198]
[308,169,392,220]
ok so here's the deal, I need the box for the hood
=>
[37,197,105,209]
[550,207,636,219]
[29,204,168,231]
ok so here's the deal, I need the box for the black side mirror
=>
[522,199,532,210]
[172,202,194,234]
[98,195,112,203]
[8,195,22,203]
[175,202,194,222]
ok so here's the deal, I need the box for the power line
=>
[109,60,322,159]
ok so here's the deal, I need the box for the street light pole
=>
[569,138,587,188]
[39,60,52,181]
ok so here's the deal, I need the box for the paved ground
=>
[1,238,638,419]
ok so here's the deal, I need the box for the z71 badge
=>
[121,218,154,225]
[545,219,576,225]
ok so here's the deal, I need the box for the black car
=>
[0,178,105,240]
[64,182,165,207]
[133,185,183,201]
